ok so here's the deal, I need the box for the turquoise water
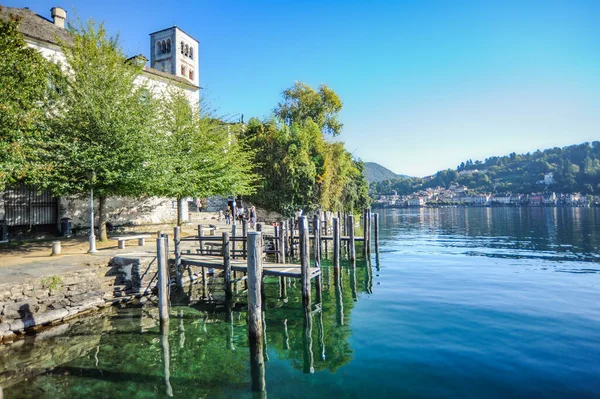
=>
[2,207,600,398]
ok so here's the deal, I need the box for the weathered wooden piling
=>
[313,214,321,266]
[223,231,232,298]
[242,219,248,259]
[288,219,297,259]
[156,236,169,322]
[348,214,356,262]
[247,232,266,393]
[363,209,369,258]
[274,225,280,263]
[367,208,372,256]
[333,217,340,269]
[232,223,237,260]
[174,226,183,288]
[374,213,379,253]
[279,221,286,263]
[323,217,328,255]
[299,216,311,305]
[198,225,204,255]
[279,276,287,300]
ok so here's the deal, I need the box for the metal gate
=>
[3,184,58,231]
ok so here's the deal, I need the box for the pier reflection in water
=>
[1,256,371,398]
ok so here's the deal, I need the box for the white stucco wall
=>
[59,196,189,228]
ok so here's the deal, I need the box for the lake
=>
[2,207,600,398]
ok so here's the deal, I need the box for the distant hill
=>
[364,162,410,183]
[369,141,600,197]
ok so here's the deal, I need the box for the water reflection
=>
[160,319,173,397]
[2,257,371,398]
[383,207,600,264]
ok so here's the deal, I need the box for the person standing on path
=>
[249,206,257,229]
[225,206,232,225]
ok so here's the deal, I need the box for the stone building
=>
[0,5,201,234]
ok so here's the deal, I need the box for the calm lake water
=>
[2,207,600,398]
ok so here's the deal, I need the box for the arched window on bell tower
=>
[189,47,193,60]
[166,39,171,53]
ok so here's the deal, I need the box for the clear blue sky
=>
[6,0,600,177]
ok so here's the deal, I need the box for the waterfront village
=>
[374,186,593,208]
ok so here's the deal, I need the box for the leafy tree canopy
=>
[275,81,343,136]
[0,11,58,190]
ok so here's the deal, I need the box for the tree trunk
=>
[99,195,108,241]
[177,197,183,226]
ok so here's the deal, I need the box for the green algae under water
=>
[2,207,600,398]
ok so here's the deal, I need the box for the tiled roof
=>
[0,6,72,45]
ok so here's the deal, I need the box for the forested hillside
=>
[371,142,600,196]
[364,162,408,183]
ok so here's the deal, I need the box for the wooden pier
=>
[180,255,321,279]
[153,209,379,395]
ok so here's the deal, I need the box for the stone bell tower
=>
[149,26,199,87]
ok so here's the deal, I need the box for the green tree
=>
[0,11,57,190]
[275,81,343,136]
[46,18,156,240]
[149,89,257,225]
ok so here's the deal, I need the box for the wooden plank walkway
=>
[181,255,321,279]
[292,235,365,241]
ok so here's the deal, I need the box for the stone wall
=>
[0,269,105,343]
[0,252,216,344]
[59,195,189,230]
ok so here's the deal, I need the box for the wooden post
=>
[247,232,265,393]
[363,209,368,258]
[374,213,379,254]
[280,276,287,300]
[313,214,320,267]
[198,225,204,255]
[279,221,286,263]
[161,233,170,261]
[333,217,340,269]
[323,218,328,256]
[367,208,372,256]
[274,225,280,263]
[232,223,237,260]
[242,219,248,259]
[202,266,207,298]
[223,231,232,298]
[156,236,169,322]
[348,215,356,262]
[289,219,295,259]
[299,216,311,305]
[174,226,182,288]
